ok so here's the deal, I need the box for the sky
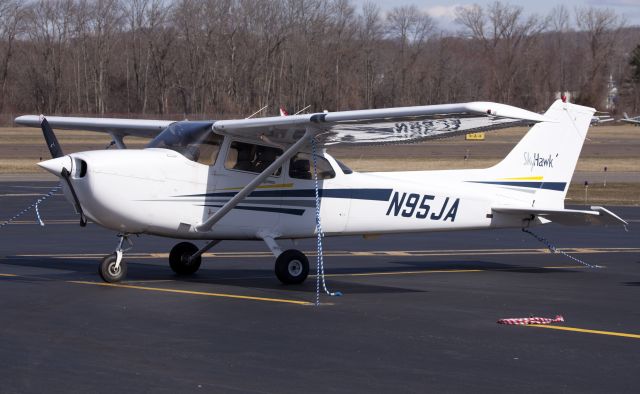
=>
[350,0,640,27]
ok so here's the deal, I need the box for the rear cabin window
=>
[224,141,283,175]
[289,153,336,180]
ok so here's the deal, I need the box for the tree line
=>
[0,0,638,122]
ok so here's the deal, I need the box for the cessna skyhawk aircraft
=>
[16,100,627,283]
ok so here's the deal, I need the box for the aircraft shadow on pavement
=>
[384,259,582,274]
[0,256,424,295]
[0,256,101,275]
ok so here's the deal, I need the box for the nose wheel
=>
[98,234,132,283]
[99,253,127,283]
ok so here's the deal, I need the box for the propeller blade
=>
[40,115,64,158]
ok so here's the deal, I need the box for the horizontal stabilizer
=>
[492,206,628,227]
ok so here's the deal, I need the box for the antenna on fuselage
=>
[293,105,311,115]
[245,105,268,119]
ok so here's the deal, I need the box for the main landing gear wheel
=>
[275,249,309,285]
[169,242,201,275]
[99,253,127,283]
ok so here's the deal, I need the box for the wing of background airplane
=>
[591,115,614,125]
[620,113,640,125]
[16,101,551,147]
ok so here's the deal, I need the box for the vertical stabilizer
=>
[482,100,595,208]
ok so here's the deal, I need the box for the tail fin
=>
[623,112,629,119]
[483,100,595,208]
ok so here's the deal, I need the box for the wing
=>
[213,102,552,146]
[15,101,550,147]
[14,115,175,139]
[492,206,628,226]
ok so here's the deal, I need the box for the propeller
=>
[39,115,64,158]
[38,115,86,226]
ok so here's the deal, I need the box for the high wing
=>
[14,115,174,139]
[492,206,628,227]
[213,102,551,146]
[15,101,550,147]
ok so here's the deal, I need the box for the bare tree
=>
[23,0,77,113]
[123,0,151,114]
[574,6,625,107]
[386,5,435,105]
[0,0,22,112]
[356,2,382,107]
[0,0,637,120]
[75,0,123,115]
[142,0,175,115]
[456,1,547,103]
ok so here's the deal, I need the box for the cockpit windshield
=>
[146,121,223,165]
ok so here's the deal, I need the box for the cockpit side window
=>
[289,152,335,180]
[197,133,223,165]
[224,141,283,175]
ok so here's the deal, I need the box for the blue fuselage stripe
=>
[202,204,305,216]
[468,181,567,191]
[180,188,393,201]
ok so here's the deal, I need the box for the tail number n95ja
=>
[385,191,460,221]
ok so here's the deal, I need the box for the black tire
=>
[98,253,127,283]
[169,242,201,275]
[275,249,309,285]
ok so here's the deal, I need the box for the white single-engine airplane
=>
[16,100,627,284]
[621,112,640,126]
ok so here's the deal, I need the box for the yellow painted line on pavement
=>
[0,193,63,197]
[0,273,17,277]
[530,324,640,340]
[68,281,312,306]
[7,220,81,225]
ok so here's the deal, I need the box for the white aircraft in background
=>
[590,114,614,125]
[621,113,640,126]
[15,100,627,284]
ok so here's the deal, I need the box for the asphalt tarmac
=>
[1,182,639,393]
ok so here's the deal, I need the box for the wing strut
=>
[195,129,314,232]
